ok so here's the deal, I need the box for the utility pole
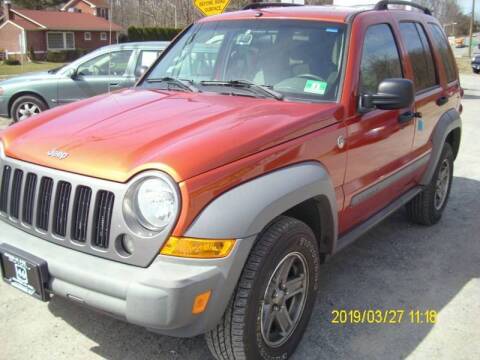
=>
[469,0,476,58]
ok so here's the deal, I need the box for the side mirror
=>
[362,78,414,111]
[136,66,149,79]
[65,68,78,79]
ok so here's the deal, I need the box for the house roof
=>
[9,8,122,31]
[10,15,42,30]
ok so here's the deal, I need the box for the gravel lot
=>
[1,75,479,360]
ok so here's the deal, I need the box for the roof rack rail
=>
[243,3,303,10]
[374,0,432,15]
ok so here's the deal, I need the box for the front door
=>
[341,23,416,232]
[56,50,134,105]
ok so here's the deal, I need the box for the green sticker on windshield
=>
[304,80,327,95]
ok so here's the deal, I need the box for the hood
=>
[0,71,56,86]
[1,89,342,183]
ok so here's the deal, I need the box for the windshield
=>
[142,20,347,102]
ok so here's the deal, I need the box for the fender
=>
[185,161,338,241]
[420,108,461,185]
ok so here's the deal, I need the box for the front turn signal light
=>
[192,290,212,314]
[160,236,235,259]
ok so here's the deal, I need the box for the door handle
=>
[436,96,449,106]
[109,83,120,87]
[398,111,415,124]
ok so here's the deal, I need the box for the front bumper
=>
[0,220,254,337]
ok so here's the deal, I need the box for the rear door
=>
[397,21,443,161]
[428,23,462,116]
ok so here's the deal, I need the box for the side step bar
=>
[330,186,424,257]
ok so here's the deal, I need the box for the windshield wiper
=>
[146,77,199,92]
[200,80,284,100]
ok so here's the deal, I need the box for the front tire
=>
[206,216,320,360]
[11,95,48,122]
[406,142,454,225]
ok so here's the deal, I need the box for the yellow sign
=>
[194,0,231,17]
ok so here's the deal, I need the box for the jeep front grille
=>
[0,165,114,250]
[0,157,174,267]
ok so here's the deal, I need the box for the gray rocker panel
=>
[185,161,338,240]
[421,108,461,185]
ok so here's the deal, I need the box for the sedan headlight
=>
[123,172,180,234]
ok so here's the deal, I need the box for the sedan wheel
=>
[11,95,48,122]
[16,102,41,121]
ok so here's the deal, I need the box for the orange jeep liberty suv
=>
[0,1,462,359]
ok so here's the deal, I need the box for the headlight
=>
[123,172,180,234]
[136,177,176,231]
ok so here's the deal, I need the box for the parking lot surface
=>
[0,75,479,360]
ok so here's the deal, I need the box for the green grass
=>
[0,61,66,76]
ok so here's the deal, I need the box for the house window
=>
[47,32,75,50]
[98,7,108,19]
[100,32,108,41]
[84,32,91,41]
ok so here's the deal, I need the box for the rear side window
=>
[399,22,437,92]
[360,24,403,94]
[429,24,457,83]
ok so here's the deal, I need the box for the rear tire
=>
[206,216,320,360]
[473,69,480,74]
[406,143,454,225]
[11,95,48,122]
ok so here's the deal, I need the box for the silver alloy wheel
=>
[16,102,41,121]
[434,159,451,210]
[260,251,309,348]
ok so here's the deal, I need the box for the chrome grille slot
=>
[53,181,72,237]
[0,165,12,213]
[92,190,114,249]
[36,177,53,231]
[22,173,37,225]
[71,186,92,242]
[10,169,24,219]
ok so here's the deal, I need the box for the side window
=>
[429,24,457,83]
[77,50,133,76]
[360,24,403,94]
[135,50,161,77]
[399,22,437,92]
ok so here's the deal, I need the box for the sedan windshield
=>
[142,20,347,102]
